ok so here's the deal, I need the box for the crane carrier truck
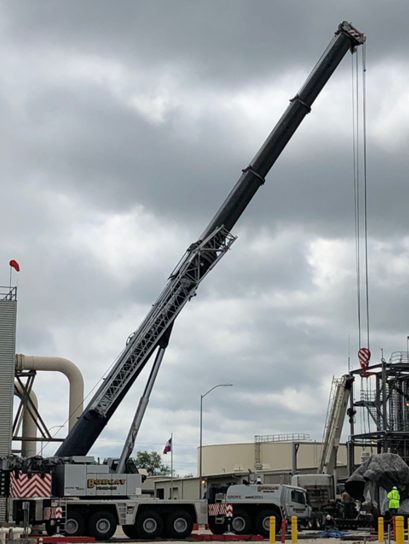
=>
[207,482,311,537]
[0,21,365,540]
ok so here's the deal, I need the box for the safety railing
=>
[0,286,17,301]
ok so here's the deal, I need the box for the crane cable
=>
[351,43,372,441]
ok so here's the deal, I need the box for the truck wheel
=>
[88,511,117,540]
[255,509,281,537]
[136,510,164,539]
[122,524,139,538]
[232,509,252,534]
[165,510,193,539]
[64,510,86,536]
[45,521,56,536]
[208,518,227,535]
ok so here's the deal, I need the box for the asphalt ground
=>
[106,528,374,544]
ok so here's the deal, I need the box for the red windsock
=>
[9,259,20,272]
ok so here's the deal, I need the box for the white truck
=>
[207,483,311,537]
[9,457,207,540]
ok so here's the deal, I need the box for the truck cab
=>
[208,483,311,536]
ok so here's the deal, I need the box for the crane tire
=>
[122,524,139,538]
[231,509,252,534]
[255,509,281,537]
[165,510,193,539]
[208,518,227,535]
[136,510,164,539]
[88,510,117,540]
[64,510,86,537]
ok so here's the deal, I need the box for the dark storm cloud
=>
[2,1,409,82]
[1,1,407,236]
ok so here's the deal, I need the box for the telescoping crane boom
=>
[56,21,365,461]
[318,374,354,475]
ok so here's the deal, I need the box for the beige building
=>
[202,438,324,475]
[152,434,366,500]
[200,434,365,475]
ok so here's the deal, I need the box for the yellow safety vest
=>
[387,489,400,509]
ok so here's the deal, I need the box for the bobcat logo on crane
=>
[87,478,126,489]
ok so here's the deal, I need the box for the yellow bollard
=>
[269,516,276,544]
[291,516,297,544]
[395,515,404,544]
[378,516,384,543]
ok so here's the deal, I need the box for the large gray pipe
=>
[15,355,84,431]
[14,381,38,458]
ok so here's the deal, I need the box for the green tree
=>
[133,451,170,475]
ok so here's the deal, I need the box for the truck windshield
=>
[291,490,306,505]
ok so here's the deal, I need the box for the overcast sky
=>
[2,1,409,476]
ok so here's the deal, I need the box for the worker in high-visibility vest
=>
[387,486,400,516]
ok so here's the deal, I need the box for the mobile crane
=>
[291,374,355,528]
[1,21,365,540]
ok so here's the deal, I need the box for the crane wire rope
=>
[362,44,373,448]
[351,46,364,437]
[352,43,372,444]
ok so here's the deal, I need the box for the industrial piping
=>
[15,354,84,431]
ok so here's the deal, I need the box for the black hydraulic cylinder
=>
[55,22,365,459]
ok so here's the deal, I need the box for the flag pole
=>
[9,266,12,290]
[170,432,174,499]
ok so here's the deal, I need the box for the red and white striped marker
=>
[55,507,63,519]
[358,347,371,375]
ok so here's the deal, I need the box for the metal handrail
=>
[0,286,17,301]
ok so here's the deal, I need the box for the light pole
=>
[199,383,233,498]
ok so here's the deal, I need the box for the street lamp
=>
[406,336,409,362]
[199,384,233,498]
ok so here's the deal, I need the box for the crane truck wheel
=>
[208,518,227,535]
[255,509,281,537]
[122,524,139,538]
[64,510,87,537]
[87,511,117,541]
[135,510,164,539]
[231,509,252,534]
[165,510,193,539]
